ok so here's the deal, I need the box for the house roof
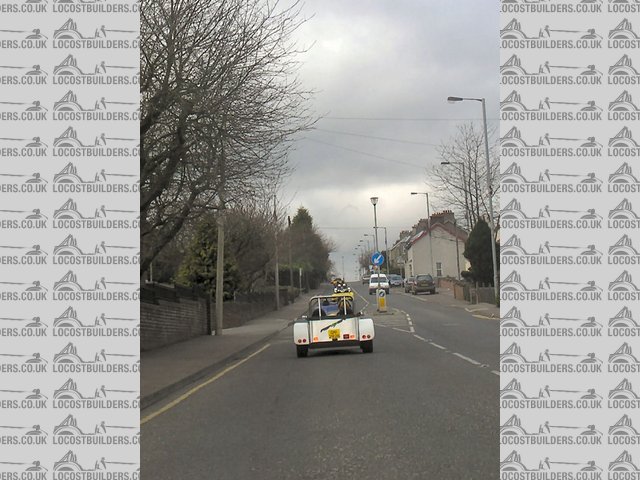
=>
[407,222,468,248]
[390,234,412,251]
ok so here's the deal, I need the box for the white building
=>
[405,211,469,279]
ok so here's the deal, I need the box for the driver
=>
[338,298,354,315]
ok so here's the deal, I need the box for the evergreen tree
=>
[462,218,496,286]
[176,216,240,298]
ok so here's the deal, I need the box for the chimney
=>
[430,210,455,225]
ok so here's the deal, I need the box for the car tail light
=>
[362,335,366,339]
[343,334,349,339]
[302,338,307,343]
[349,334,355,339]
[313,336,318,342]
[366,335,371,339]
[297,339,302,343]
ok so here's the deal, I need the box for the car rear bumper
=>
[307,340,362,349]
[414,286,436,292]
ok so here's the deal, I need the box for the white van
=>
[368,274,390,295]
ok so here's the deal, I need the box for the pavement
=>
[406,284,500,320]
[140,289,319,409]
[141,282,499,479]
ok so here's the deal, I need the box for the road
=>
[141,283,498,479]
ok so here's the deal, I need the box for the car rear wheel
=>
[360,340,373,353]
[296,345,308,358]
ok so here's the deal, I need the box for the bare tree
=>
[427,123,499,231]
[140,0,315,276]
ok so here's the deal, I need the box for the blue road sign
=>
[371,252,384,266]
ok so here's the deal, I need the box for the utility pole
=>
[384,227,389,276]
[215,117,226,336]
[411,192,434,275]
[454,218,461,280]
[287,216,293,290]
[274,196,280,310]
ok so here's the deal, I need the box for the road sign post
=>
[371,252,387,312]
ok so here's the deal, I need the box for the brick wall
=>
[437,277,495,303]
[141,283,294,351]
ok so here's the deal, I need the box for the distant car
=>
[368,274,390,295]
[361,273,371,284]
[411,274,436,295]
[389,274,403,287]
[404,276,415,293]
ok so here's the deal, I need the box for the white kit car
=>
[293,295,375,358]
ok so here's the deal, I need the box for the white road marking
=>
[472,314,497,320]
[452,352,481,366]
[373,291,497,377]
[355,290,371,309]
[392,327,411,333]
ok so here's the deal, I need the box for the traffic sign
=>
[371,252,385,266]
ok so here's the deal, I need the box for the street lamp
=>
[410,192,434,276]
[370,197,379,254]
[447,95,499,302]
[440,161,470,229]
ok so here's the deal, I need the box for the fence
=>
[140,283,296,351]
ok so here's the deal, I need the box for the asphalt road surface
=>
[142,283,498,479]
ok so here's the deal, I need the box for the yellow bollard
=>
[377,288,387,313]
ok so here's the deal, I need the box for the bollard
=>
[376,288,387,313]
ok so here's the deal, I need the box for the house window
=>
[436,262,443,277]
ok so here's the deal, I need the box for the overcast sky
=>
[281,0,499,281]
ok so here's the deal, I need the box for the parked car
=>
[404,276,415,293]
[368,274,390,295]
[411,274,437,295]
[389,274,404,288]
[361,273,371,284]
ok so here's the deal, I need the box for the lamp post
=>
[359,238,370,255]
[440,161,471,229]
[370,197,384,300]
[374,227,389,276]
[273,195,280,311]
[370,197,379,254]
[410,192,434,276]
[355,245,364,278]
[447,96,499,302]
